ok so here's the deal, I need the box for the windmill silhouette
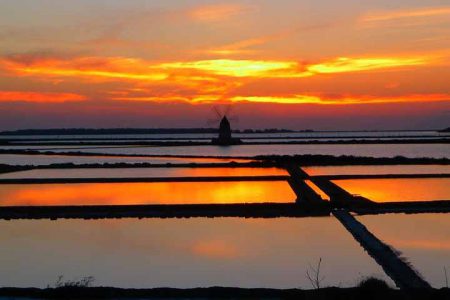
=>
[209,106,242,146]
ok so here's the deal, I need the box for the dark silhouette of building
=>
[219,116,232,141]
[211,116,242,146]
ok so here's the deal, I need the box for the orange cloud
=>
[112,93,450,105]
[1,53,446,106]
[361,6,450,22]
[1,54,437,83]
[0,56,168,82]
[0,91,86,102]
[229,94,450,105]
[159,56,433,78]
[158,59,302,78]
[306,57,431,74]
[189,3,251,22]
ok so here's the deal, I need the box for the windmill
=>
[209,105,242,146]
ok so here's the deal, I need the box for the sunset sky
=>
[0,0,449,130]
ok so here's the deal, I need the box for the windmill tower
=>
[218,116,232,142]
[210,106,242,146]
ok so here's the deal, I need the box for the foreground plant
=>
[48,275,95,288]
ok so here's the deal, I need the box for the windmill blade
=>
[212,106,222,119]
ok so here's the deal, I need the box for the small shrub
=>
[357,277,391,291]
[50,275,95,288]
[306,258,325,290]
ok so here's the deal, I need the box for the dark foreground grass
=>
[1,286,450,299]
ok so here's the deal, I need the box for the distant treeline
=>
[0,128,217,135]
[0,128,296,135]
[258,154,450,166]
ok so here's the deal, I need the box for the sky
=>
[0,0,449,130]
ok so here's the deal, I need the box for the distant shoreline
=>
[1,128,447,136]
[0,128,297,135]
[1,138,449,147]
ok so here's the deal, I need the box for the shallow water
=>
[0,181,295,206]
[0,130,444,140]
[4,136,445,145]
[35,144,450,159]
[0,217,390,288]
[0,154,252,166]
[0,167,287,179]
[333,179,450,202]
[358,214,450,288]
[303,165,450,176]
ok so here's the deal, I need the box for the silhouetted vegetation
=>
[2,285,450,299]
[357,276,391,290]
[445,267,449,288]
[0,164,31,174]
[0,161,273,174]
[2,150,450,166]
[263,154,450,166]
[306,258,325,289]
[1,138,449,146]
[0,127,297,136]
[0,203,330,221]
[49,276,95,288]
[0,128,219,135]
[354,277,395,300]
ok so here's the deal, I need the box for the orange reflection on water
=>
[303,165,450,176]
[333,179,450,202]
[0,181,295,206]
[170,167,288,177]
[363,216,450,251]
[0,167,287,179]
[191,240,240,259]
[0,217,390,288]
[358,214,450,287]
[305,180,330,201]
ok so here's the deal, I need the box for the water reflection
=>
[303,165,450,176]
[358,214,450,288]
[305,180,330,201]
[0,130,443,141]
[0,218,389,288]
[0,167,287,179]
[333,179,450,202]
[0,154,253,166]
[43,144,450,159]
[0,182,295,206]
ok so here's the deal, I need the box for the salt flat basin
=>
[0,181,295,206]
[39,144,450,159]
[4,136,443,145]
[0,154,253,166]
[358,214,450,288]
[305,180,330,201]
[332,179,450,202]
[303,165,450,176]
[0,130,442,141]
[0,217,390,288]
[0,167,288,179]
